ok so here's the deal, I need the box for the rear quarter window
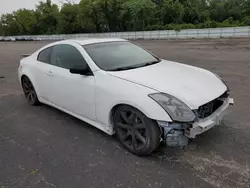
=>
[37,47,53,64]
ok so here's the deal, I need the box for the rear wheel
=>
[21,76,40,105]
[113,105,161,156]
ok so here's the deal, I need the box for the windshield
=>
[83,41,160,71]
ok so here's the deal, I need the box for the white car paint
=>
[18,38,231,136]
[107,60,227,109]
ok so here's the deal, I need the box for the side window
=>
[50,44,87,69]
[37,47,52,63]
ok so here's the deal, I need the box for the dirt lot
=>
[0,39,250,188]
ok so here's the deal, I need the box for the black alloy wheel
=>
[21,76,39,105]
[114,105,161,156]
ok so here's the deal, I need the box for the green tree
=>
[122,0,157,31]
[59,3,81,33]
[14,9,37,34]
[1,0,250,36]
[35,0,60,34]
[78,0,104,32]
[0,13,20,35]
[98,0,124,31]
[161,0,184,24]
[0,23,3,35]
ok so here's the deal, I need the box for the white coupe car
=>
[18,38,234,155]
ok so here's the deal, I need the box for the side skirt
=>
[39,97,114,135]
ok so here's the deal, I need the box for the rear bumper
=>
[185,97,234,138]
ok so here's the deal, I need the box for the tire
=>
[113,105,161,156]
[21,76,40,106]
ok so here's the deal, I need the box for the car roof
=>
[68,38,127,45]
[35,38,128,54]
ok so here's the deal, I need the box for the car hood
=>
[107,60,227,109]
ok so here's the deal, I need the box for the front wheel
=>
[113,105,161,156]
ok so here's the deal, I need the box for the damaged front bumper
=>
[185,97,234,138]
[157,97,234,147]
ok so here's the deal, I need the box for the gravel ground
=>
[0,39,250,188]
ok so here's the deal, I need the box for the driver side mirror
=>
[69,65,93,76]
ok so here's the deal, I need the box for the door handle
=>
[46,70,54,77]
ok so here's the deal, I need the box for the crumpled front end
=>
[157,93,234,148]
[186,96,234,139]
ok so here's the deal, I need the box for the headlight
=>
[213,73,229,91]
[149,93,195,122]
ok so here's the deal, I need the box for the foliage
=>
[34,0,60,34]
[59,3,81,33]
[0,0,250,36]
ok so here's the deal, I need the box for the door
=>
[47,44,96,121]
[35,46,54,102]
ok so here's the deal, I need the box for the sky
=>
[0,0,73,15]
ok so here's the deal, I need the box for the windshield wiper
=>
[143,59,161,66]
[108,59,161,71]
[108,65,141,71]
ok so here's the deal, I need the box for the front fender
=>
[95,72,173,128]
[109,99,173,123]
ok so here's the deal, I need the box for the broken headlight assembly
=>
[149,93,195,122]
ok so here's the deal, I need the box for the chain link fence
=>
[11,26,250,40]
